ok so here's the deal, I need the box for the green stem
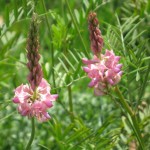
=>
[41,0,56,88]
[65,0,89,58]
[68,85,74,121]
[25,118,35,150]
[115,86,144,150]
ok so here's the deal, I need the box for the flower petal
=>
[13,97,20,103]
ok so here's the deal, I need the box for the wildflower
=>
[83,12,122,95]
[13,13,58,121]
[13,79,58,122]
[88,12,103,56]
[82,50,122,96]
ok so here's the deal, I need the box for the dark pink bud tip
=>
[13,97,20,103]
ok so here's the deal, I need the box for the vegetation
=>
[0,0,150,149]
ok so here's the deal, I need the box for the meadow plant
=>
[83,12,145,149]
[0,1,149,149]
[13,14,58,122]
[83,12,122,95]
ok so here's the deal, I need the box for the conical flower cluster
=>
[88,12,103,56]
[82,12,122,95]
[26,13,43,91]
[13,14,58,121]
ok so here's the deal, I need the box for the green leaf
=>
[136,71,140,81]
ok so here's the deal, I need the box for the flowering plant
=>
[82,12,122,95]
[13,14,58,122]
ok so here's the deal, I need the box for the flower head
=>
[13,78,58,122]
[82,50,122,96]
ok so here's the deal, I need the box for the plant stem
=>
[65,0,89,58]
[25,118,35,150]
[41,0,56,88]
[115,86,144,150]
[68,85,74,121]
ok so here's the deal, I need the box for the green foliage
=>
[0,0,149,149]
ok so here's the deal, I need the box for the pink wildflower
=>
[82,50,122,96]
[13,78,58,122]
[83,12,122,96]
[13,13,58,121]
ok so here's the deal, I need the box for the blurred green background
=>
[0,0,150,149]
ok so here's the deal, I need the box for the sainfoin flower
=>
[13,13,58,121]
[82,12,122,96]
[82,50,122,96]
[13,79,58,122]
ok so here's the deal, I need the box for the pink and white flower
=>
[82,50,122,96]
[13,78,58,122]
